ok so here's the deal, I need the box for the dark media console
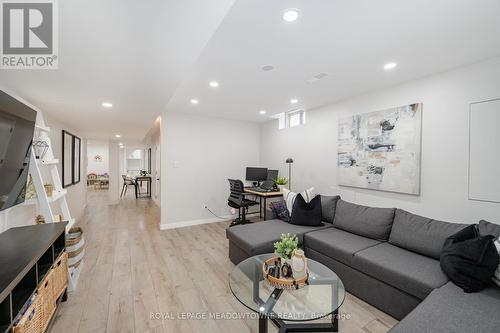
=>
[0,223,67,333]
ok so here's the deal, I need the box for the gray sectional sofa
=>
[226,196,500,332]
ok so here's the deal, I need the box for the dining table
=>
[134,175,152,198]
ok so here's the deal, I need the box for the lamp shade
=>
[286,158,294,163]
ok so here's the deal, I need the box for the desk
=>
[244,189,283,220]
[135,176,152,198]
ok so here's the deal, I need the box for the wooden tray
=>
[262,256,309,290]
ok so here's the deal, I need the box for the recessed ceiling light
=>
[102,102,113,108]
[384,62,397,70]
[209,81,219,88]
[261,64,275,71]
[115,134,121,138]
[283,9,299,22]
[290,98,298,104]
[190,99,199,104]
[259,110,267,115]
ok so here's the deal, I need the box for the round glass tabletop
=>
[229,253,345,322]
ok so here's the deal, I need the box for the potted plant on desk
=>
[275,177,288,191]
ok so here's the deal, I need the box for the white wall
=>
[160,112,260,228]
[108,142,121,204]
[260,57,500,224]
[87,141,109,175]
[0,112,88,232]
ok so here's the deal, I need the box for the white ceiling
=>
[0,0,235,140]
[2,0,500,140]
[166,0,500,122]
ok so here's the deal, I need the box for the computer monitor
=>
[246,167,268,182]
[267,169,279,181]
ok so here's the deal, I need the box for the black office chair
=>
[228,179,258,227]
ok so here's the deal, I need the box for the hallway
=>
[51,191,251,333]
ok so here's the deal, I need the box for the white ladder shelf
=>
[30,112,81,291]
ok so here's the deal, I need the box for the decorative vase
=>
[291,249,307,280]
[277,184,286,191]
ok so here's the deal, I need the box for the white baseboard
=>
[160,215,233,230]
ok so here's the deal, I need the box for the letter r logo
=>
[2,2,53,54]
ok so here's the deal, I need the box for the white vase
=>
[277,184,286,191]
[290,249,307,280]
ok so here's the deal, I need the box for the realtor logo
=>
[1,0,58,69]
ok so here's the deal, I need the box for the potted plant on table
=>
[275,177,288,191]
[274,233,299,262]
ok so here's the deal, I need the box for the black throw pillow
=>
[290,194,323,227]
[440,225,499,293]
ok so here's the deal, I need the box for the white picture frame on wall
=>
[469,98,500,203]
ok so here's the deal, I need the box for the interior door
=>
[155,145,161,202]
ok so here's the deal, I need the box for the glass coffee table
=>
[229,253,345,333]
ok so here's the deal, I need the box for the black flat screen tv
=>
[0,91,37,211]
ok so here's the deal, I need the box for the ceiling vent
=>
[307,72,329,83]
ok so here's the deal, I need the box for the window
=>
[287,109,306,128]
[277,112,286,129]
[273,110,306,129]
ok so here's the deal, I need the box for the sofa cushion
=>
[226,219,331,256]
[479,219,500,238]
[320,195,340,223]
[304,227,381,265]
[389,209,469,259]
[333,200,395,240]
[388,281,500,333]
[352,243,449,299]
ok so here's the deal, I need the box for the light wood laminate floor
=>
[51,191,397,333]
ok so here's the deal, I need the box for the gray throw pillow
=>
[333,200,395,240]
[320,195,340,224]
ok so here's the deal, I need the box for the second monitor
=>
[267,169,278,181]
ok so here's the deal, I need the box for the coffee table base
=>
[259,310,339,333]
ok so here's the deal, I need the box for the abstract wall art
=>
[337,103,422,195]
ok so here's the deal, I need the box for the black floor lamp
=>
[286,158,293,190]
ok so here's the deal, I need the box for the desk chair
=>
[228,179,257,227]
[121,175,137,198]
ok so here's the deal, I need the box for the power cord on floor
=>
[205,206,230,220]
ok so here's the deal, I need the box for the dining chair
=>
[120,175,137,198]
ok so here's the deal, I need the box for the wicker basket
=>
[66,227,84,269]
[37,270,56,332]
[52,253,68,299]
[12,295,43,333]
[262,256,309,290]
